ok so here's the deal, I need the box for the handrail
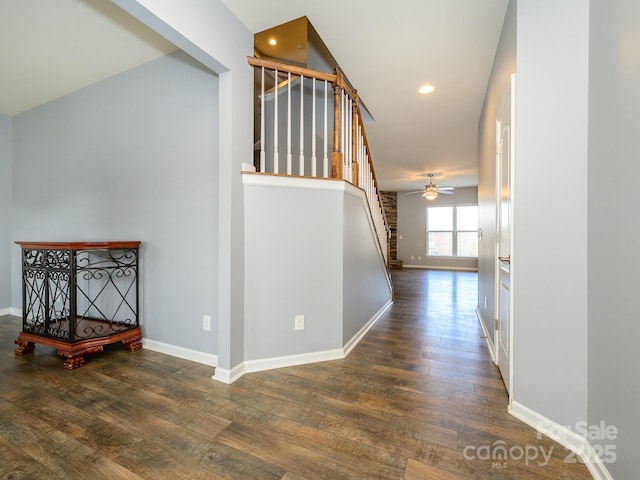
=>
[248,57,336,83]
[248,57,357,103]
[248,56,390,266]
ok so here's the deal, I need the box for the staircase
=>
[248,56,390,265]
[241,56,393,370]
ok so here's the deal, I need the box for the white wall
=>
[397,186,478,271]
[513,0,589,425]
[477,0,516,346]
[0,115,11,312]
[588,0,640,477]
[11,51,220,354]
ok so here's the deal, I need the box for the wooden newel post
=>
[351,90,359,186]
[331,68,343,179]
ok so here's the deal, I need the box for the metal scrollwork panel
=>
[47,269,71,340]
[74,248,139,340]
[23,268,47,334]
[21,249,73,340]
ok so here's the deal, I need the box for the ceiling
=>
[1,0,509,192]
[0,0,176,116]
[222,0,510,191]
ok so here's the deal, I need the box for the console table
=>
[14,241,143,369]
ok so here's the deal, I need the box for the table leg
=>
[14,337,36,355]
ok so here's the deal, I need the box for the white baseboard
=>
[2,308,22,317]
[0,308,11,316]
[475,307,496,364]
[509,400,613,480]
[213,300,393,384]
[344,299,393,356]
[142,339,218,367]
[402,264,478,272]
[582,447,615,480]
[214,348,343,384]
[244,348,344,374]
[212,363,245,384]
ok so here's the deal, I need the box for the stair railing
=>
[248,56,390,266]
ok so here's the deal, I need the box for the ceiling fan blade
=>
[439,187,455,191]
[439,190,454,194]
[406,190,425,195]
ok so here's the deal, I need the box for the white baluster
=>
[369,167,373,209]
[299,75,304,176]
[312,78,317,177]
[358,125,364,187]
[370,170,374,211]
[260,67,265,172]
[370,162,374,204]
[323,80,328,178]
[372,174,376,220]
[358,136,367,190]
[274,69,279,174]
[346,93,350,182]
[287,72,292,175]
[342,91,347,181]
[362,137,367,191]
[347,95,352,183]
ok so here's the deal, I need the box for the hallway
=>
[347,268,591,478]
[0,269,591,479]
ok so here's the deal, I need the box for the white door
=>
[495,75,514,394]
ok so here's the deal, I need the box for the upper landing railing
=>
[248,56,390,266]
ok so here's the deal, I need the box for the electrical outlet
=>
[203,315,211,331]
[411,255,415,260]
[418,256,422,260]
[295,315,304,331]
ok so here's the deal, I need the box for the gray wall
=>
[113,0,254,374]
[513,0,588,424]
[244,183,343,360]
[477,0,516,345]
[243,178,392,361]
[0,115,11,311]
[11,50,220,354]
[342,192,392,341]
[588,0,640,477]
[397,186,478,270]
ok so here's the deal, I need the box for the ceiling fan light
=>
[423,186,438,201]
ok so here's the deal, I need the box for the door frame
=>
[494,73,515,398]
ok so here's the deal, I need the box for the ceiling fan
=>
[406,173,455,200]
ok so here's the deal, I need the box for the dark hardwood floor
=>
[0,269,591,479]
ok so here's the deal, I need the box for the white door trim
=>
[494,73,516,398]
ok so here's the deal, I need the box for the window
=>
[427,205,478,257]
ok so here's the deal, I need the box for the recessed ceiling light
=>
[268,38,277,46]
[418,85,435,95]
